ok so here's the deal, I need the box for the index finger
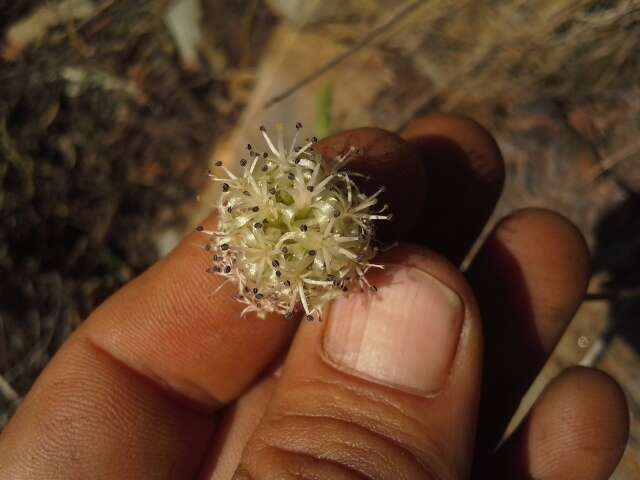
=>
[0,127,426,479]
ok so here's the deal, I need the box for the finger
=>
[199,376,277,480]
[401,114,505,264]
[467,208,591,454]
[0,335,216,480]
[483,367,629,479]
[235,244,483,479]
[0,128,426,478]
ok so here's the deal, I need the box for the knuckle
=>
[238,377,453,480]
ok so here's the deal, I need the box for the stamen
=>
[298,283,310,315]
[338,247,357,259]
[261,129,280,158]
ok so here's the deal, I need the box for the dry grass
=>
[272,0,640,107]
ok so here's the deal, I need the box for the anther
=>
[269,187,277,195]
[254,222,262,229]
[247,144,252,150]
[240,159,247,166]
[259,125,266,132]
[196,225,204,231]
[296,122,302,129]
[261,165,268,172]
[308,250,316,256]
[307,186,314,192]
[221,243,229,251]
[300,224,308,232]
[252,206,260,212]
[222,183,230,192]
[272,260,280,267]
[215,160,223,166]
[255,293,264,300]
[224,266,231,273]
[281,246,289,254]
[288,173,295,181]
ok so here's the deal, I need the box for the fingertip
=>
[496,207,590,277]
[400,114,504,262]
[486,367,629,480]
[544,367,629,451]
[402,114,504,185]
[316,127,412,167]
[491,208,591,325]
[523,367,628,479]
[316,127,427,240]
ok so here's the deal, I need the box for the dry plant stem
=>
[587,139,640,183]
[584,286,640,302]
[200,124,392,320]
[0,375,19,403]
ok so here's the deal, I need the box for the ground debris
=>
[0,0,275,428]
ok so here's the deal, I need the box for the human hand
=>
[0,115,629,479]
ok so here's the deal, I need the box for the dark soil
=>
[0,0,275,426]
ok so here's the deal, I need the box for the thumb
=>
[234,245,483,480]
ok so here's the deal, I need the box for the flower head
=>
[202,124,392,320]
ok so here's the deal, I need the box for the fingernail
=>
[323,265,463,394]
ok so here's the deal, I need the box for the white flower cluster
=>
[201,124,391,320]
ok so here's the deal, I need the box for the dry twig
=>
[0,375,19,403]
[587,139,640,183]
